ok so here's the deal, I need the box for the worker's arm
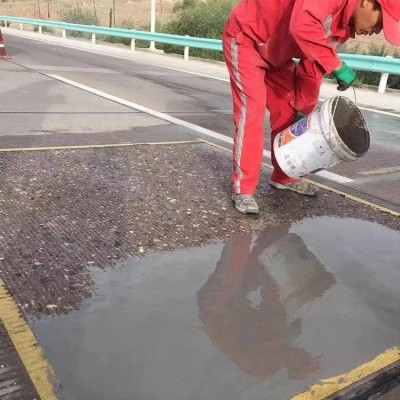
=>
[289,0,356,113]
[293,58,325,115]
[289,0,343,74]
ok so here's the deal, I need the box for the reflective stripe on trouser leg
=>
[231,38,247,195]
[223,30,266,194]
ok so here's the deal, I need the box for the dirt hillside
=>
[0,0,178,28]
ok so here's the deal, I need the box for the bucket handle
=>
[331,87,357,118]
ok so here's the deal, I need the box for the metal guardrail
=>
[0,16,222,51]
[1,16,399,93]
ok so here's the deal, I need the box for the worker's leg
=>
[265,64,298,184]
[265,66,319,195]
[223,29,267,195]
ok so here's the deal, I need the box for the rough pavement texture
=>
[378,384,400,400]
[0,142,399,318]
[0,318,39,399]
[336,366,400,400]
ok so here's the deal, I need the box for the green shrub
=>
[99,20,135,46]
[160,0,238,60]
[59,8,99,39]
[33,25,54,33]
[173,0,199,12]
[132,22,164,49]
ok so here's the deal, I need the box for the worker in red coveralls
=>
[224,0,400,214]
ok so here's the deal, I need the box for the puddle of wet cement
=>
[31,217,400,400]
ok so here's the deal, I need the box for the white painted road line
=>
[48,74,235,145]
[360,166,400,175]
[315,170,353,183]
[49,74,354,184]
[319,97,400,118]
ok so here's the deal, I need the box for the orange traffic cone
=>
[0,28,10,59]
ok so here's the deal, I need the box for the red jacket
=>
[227,0,358,113]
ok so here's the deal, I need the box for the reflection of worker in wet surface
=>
[197,230,336,380]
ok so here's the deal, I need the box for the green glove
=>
[333,63,356,91]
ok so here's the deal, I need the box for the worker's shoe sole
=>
[269,180,319,196]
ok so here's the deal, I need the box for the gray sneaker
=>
[232,194,259,214]
[269,180,319,196]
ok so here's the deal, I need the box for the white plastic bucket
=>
[273,96,370,179]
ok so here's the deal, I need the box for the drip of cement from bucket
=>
[273,96,370,179]
[352,86,357,106]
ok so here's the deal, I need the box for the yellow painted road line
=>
[292,347,400,400]
[309,181,400,218]
[0,279,57,400]
[201,139,400,218]
[0,140,202,152]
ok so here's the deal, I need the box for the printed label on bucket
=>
[277,134,332,177]
[278,117,310,147]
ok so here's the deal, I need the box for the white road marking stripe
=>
[155,66,230,82]
[24,66,117,73]
[319,96,400,118]
[315,170,353,183]
[352,106,400,118]
[49,74,353,184]
[360,166,400,175]
[49,74,233,143]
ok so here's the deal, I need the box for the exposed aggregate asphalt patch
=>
[0,143,399,317]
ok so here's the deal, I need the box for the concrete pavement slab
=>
[3,28,400,114]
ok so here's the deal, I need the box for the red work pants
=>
[223,28,299,195]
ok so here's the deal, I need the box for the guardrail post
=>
[131,37,136,51]
[91,26,96,44]
[61,22,66,39]
[149,0,156,50]
[378,55,393,94]
[184,35,189,61]
[19,23,23,31]
[39,25,42,34]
